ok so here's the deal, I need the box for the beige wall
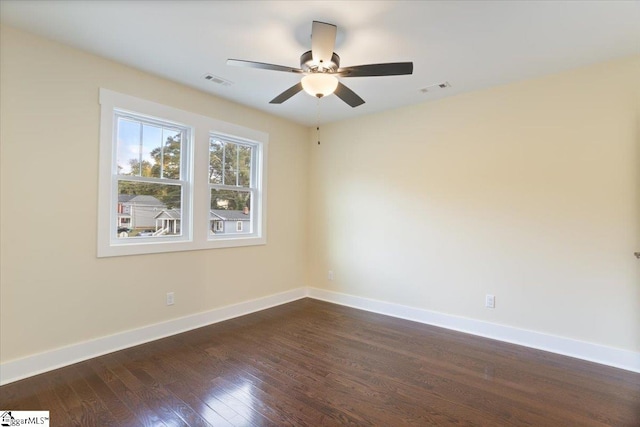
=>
[308,56,640,352]
[2,23,638,365]
[0,26,309,362]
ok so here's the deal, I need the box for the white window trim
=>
[98,88,268,257]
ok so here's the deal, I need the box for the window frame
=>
[98,88,268,257]
[112,111,191,243]
[208,135,257,239]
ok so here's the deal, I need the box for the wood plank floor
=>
[1,298,639,426]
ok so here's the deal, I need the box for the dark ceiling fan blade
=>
[227,59,303,74]
[337,62,413,77]
[311,21,337,66]
[334,82,365,108]
[269,82,304,104]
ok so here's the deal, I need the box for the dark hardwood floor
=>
[1,298,639,426]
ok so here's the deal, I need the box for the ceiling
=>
[1,1,639,126]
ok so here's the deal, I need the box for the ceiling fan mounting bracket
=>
[300,50,340,73]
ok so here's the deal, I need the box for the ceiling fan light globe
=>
[301,74,338,98]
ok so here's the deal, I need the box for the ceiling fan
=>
[227,21,413,108]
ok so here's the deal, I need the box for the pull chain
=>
[316,97,321,145]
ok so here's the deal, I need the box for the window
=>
[114,113,189,240]
[212,220,223,233]
[98,89,267,257]
[209,136,255,237]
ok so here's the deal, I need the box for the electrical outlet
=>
[485,294,495,309]
[328,270,334,281]
[166,292,175,306]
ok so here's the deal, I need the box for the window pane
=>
[210,138,252,187]
[209,138,223,184]
[224,143,239,186]
[117,180,182,238]
[162,128,181,179]
[116,118,141,175]
[210,188,251,235]
[117,117,182,179]
[141,124,162,178]
[238,145,252,187]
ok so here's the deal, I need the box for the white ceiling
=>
[1,1,639,126]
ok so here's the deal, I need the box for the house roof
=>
[153,209,249,221]
[210,209,250,221]
[118,194,165,206]
[155,209,180,220]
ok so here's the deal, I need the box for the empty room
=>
[1,1,639,426]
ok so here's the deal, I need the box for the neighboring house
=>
[154,208,181,235]
[210,207,250,234]
[150,207,250,236]
[117,194,166,229]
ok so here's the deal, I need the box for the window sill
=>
[98,235,267,258]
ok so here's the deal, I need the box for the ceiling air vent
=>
[420,81,451,93]
[203,73,233,87]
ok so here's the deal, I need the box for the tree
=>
[209,140,251,187]
[151,136,181,180]
[210,189,250,211]
[120,135,253,213]
[129,159,154,177]
[118,135,182,209]
[209,140,252,212]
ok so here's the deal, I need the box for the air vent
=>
[202,73,233,87]
[420,81,451,93]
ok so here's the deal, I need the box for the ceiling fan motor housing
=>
[300,50,340,73]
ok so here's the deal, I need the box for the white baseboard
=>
[2,286,638,385]
[0,287,308,385]
[307,287,640,374]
